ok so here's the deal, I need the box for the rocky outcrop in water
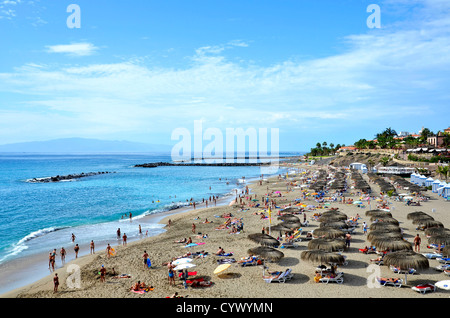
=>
[27,171,115,183]
[134,162,270,168]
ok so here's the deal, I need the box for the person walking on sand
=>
[53,273,59,293]
[100,265,106,283]
[90,240,95,254]
[363,222,368,235]
[192,223,196,234]
[122,233,127,246]
[106,243,112,258]
[74,244,80,258]
[168,267,175,286]
[142,250,149,269]
[414,234,421,252]
[60,247,66,265]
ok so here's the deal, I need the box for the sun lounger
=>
[263,271,289,283]
[434,264,450,271]
[377,277,403,288]
[217,258,236,264]
[422,252,442,259]
[390,265,416,275]
[438,257,450,264]
[319,272,344,284]
[412,283,436,294]
[280,242,299,248]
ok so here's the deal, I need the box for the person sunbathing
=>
[130,281,147,291]
[174,238,187,243]
[314,271,322,283]
[379,277,400,283]
[215,247,225,255]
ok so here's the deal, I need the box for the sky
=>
[0,0,449,152]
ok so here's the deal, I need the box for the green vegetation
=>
[307,142,342,157]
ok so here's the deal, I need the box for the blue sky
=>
[0,0,449,151]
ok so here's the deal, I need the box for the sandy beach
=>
[2,162,450,300]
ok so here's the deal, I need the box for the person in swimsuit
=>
[53,273,59,293]
[90,240,95,254]
[74,244,79,258]
[60,247,66,264]
[100,265,106,282]
[142,250,149,269]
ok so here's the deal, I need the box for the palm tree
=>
[380,156,390,167]
[437,165,449,181]
[367,159,375,171]
[316,142,322,149]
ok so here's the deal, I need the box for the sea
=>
[0,152,299,294]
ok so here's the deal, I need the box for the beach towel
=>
[217,258,236,264]
[217,252,233,257]
[131,287,154,294]
[178,271,197,277]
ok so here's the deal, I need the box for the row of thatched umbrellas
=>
[351,171,371,192]
[407,211,450,253]
[367,173,396,194]
[246,208,351,275]
[390,175,423,193]
[246,208,448,284]
[364,210,431,284]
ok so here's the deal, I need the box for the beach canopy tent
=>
[425,177,434,187]
[444,184,450,199]
[432,179,441,193]
[418,175,427,186]
[349,163,367,171]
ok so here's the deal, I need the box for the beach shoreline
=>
[2,162,450,299]
[0,168,273,296]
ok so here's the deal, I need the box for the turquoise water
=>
[0,153,293,265]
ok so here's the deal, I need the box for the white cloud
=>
[45,43,99,57]
[0,1,449,147]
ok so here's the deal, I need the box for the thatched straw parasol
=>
[321,210,347,218]
[371,217,400,226]
[442,246,450,257]
[428,235,450,247]
[369,223,402,232]
[417,220,444,229]
[367,231,403,242]
[307,238,346,252]
[300,250,346,266]
[280,207,301,213]
[312,227,346,239]
[318,214,347,222]
[365,210,392,218]
[320,221,349,229]
[281,221,302,229]
[425,227,450,237]
[247,246,284,276]
[370,237,412,252]
[247,233,280,247]
[407,211,430,220]
[277,214,300,222]
[383,250,429,284]
[247,246,284,262]
[269,223,293,233]
[411,215,435,224]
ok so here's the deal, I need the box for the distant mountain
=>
[0,138,173,153]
